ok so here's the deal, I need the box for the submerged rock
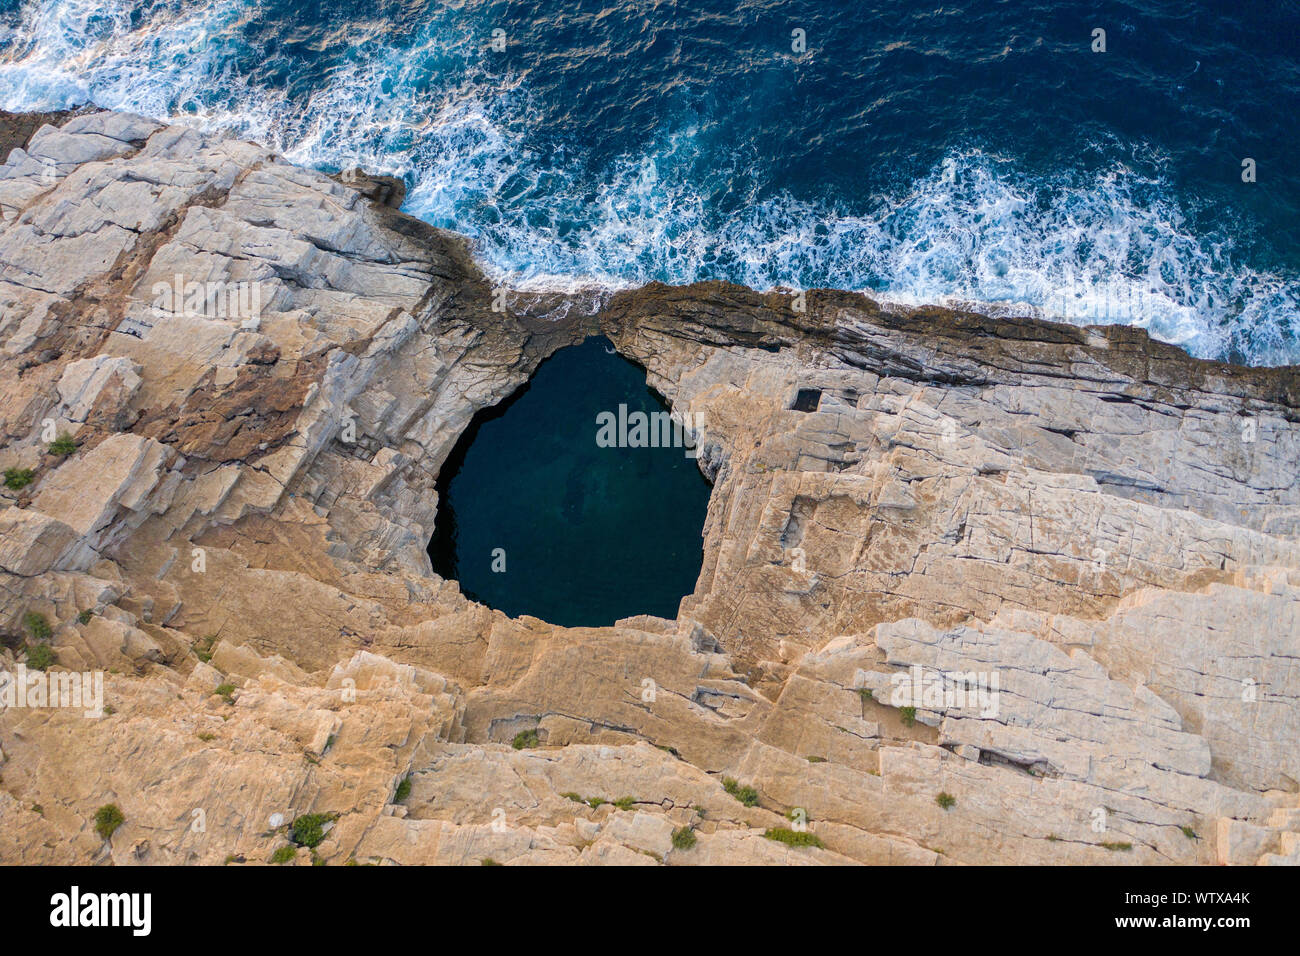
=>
[0,110,1296,866]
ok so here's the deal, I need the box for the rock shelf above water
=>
[0,110,1297,866]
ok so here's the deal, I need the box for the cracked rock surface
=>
[0,111,1297,866]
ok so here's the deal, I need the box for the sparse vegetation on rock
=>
[25,643,55,671]
[394,775,412,803]
[270,846,296,864]
[763,828,824,848]
[3,467,34,490]
[722,778,759,807]
[48,434,77,456]
[22,612,51,642]
[289,812,336,849]
[671,827,698,850]
[93,804,124,840]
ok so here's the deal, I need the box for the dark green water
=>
[427,337,711,627]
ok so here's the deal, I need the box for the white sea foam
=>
[0,0,1294,364]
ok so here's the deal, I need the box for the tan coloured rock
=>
[0,110,1296,866]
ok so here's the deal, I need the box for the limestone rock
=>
[0,110,1295,866]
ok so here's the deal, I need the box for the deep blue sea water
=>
[0,0,1296,364]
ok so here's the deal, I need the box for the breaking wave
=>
[0,0,1295,364]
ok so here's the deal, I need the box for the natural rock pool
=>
[428,336,711,627]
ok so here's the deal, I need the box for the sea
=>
[0,0,1296,365]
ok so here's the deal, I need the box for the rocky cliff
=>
[0,110,1296,866]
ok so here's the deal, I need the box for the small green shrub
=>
[857,688,873,702]
[289,812,336,849]
[214,682,236,703]
[612,796,635,811]
[1100,841,1133,851]
[1181,825,1199,840]
[26,643,56,671]
[561,792,584,803]
[196,732,216,742]
[763,827,824,848]
[511,729,540,750]
[671,827,697,851]
[586,797,606,809]
[935,792,956,810]
[77,609,93,625]
[899,705,917,727]
[270,846,296,864]
[3,467,35,490]
[722,777,759,807]
[481,858,501,866]
[22,612,51,642]
[806,755,826,763]
[48,434,77,456]
[94,804,125,840]
[394,775,412,803]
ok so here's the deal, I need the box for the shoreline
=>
[6,105,1293,375]
[0,107,1297,867]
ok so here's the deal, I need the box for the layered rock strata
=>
[0,111,1296,865]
